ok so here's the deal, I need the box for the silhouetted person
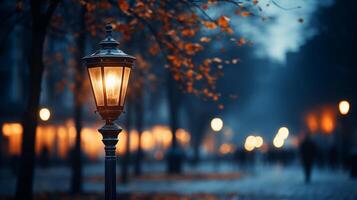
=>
[299,135,316,183]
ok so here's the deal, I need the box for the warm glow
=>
[254,136,264,148]
[244,142,255,151]
[339,100,350,115]
[277,127,289,139]
[152,126,172,149]
[2,123,23,137]
[210,117,223,132]
[104,67,122,106]
[176,128,191,146]
[273,127,289,148]
[306,113,319,133]
[219,143,235,154]
[3,122,191,160]
[244,135,256,151]
[2,123,23,155]
[273,137,284,148]
[321,110,335,134]
[39,108,51,121]
[141,130,154,150]
[88,67,105,106]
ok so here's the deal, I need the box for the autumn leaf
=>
[200,37,211,43]
[149,43,160,55]
[118,0,129,13]
[224,27,234,34]
[184,43,203,55]
[217,16,230,28]
[187,69,194,78]
[241,11,251,17]
[212,57,222,63]
[203,21,217,29]
[196,73,203,80]
[181,29,196,37]
[237,37,246,46]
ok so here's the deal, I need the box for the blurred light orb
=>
[339,100,350,115]
[244,135,256,151]
[254,136,264,148]
[211,117,223,132]
[244,141,255,151]
[39,108,51,121]
[2,123,23,136]
[277,127,289,139]
[273,137,284,148]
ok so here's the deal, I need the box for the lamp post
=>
[338,100,351,168]
[83,23,135,200]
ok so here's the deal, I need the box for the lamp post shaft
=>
[99,122,122,200]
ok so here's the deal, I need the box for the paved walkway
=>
[1,163,356,200]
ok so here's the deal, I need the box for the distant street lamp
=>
[39,108,51,121]
[338,100,351,170]
[211,117,223,132]
[339,100,350,115]
[83,23,135,200]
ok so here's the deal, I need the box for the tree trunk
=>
[166,73,183,174]
[15,1,59,199]
[15,21,47,200]
[71,6,86,194]
[134,92,143,176]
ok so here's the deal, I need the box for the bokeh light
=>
[339,100,350,115]
[210,117,223,132]
[39,108,51,121]
[277,127,289,139]
[254,136,264,148]
[273,137,284,148]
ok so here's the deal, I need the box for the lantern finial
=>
[100,23,119,48]
[105,23,113,37]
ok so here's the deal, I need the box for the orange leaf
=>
[203,21,217,29]
[181,29,196,37]
[118,0,129,13]
[237,37,246,46]
[200,37,211,43]
[241,11,251,17]
[217,16,230,28]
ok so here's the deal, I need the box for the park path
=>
[1,162,356,200]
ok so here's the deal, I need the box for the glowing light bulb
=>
[339,100,350,115]
[39,108,51,121]
[211,117,223,132]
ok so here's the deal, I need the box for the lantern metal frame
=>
[82,23,135,200]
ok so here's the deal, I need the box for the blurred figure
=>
[299,135,316,183]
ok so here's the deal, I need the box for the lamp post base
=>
[98,122,122,200]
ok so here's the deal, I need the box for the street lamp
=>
[83,23,135,200]
[210,117,223,132]
[339,100,350,115]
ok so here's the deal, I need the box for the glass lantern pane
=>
[88,67,105,106]
[104,67,123,106]
[120,67,131,106]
